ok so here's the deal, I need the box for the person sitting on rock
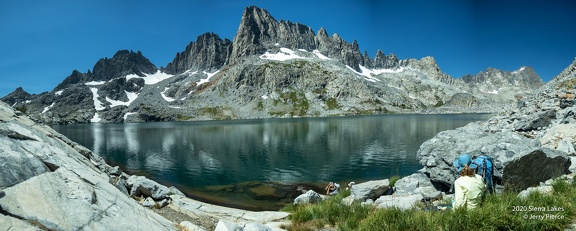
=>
[453,165,486,209]
[325,182,340,196]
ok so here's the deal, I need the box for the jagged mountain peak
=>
[165,32,232,74]
[230,5,317,64]
[462,66,543,89]
[53,50,157,90]
[2,5,551,125]
[91,50,157,81]
[1,87,31,106]
[317,27,328,37]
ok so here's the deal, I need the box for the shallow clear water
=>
[53,114,490,210]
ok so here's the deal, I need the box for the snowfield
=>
[161,87,176,102]
[105,91,139,107]
[89,88,106,111]
[259,48,306,61]
[90,113,102,123]
[41,103,55,113]
[126,70,174,85]
[196,70,220,86]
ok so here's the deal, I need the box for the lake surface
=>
[53,114,491,210]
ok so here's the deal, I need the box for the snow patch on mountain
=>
[105,91,139,107]
[481,89,500,94]
[55,90,64,96]
[91,113,102,123]
[346,65,380,82]
[89,88,105,111]
[196,70,220,86]
[348,65,411,82]
[85,81,106,86]
[41,103,55,113]
[512,66,526,74]
[260,48,306,61]
[313,50,330,60]
[126,70,174,85]
[161,87,176,102]
[123,112,136,121]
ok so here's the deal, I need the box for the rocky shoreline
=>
[0,100,291,230]
[290,59,576,226]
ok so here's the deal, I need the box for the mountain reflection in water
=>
[53,114,490,210]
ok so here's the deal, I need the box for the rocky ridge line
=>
[1,6,544,125]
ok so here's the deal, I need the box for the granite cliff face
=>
[166,32,232,73]
[1,6,544,124]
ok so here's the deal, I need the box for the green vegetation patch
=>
[14,105,27,114]
[285,178,576,231]
[199,106,231,120]
[433,95,444,107]
[558,78,576,89]
[270,91,310,117]
[326,98,340,110]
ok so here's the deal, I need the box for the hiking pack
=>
[453,154,495,193]
[472,155,494,193]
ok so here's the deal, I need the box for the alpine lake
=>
[53,113,491,211]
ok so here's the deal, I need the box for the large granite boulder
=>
[394,172,442,198]
[540,123,576,155]
[350,179,390,202]
[417,121,570,191]
[126,175,171,200]
[293,190,323,205]
[375,194,424,210]
[0,101,177,230]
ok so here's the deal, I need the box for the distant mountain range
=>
[1,6,546,125]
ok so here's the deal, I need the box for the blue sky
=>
[1,0,575,97]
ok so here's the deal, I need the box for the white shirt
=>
[453,174,486,209]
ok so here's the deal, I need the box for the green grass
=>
[285,178,576,231]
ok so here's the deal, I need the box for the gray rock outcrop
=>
[375,194,424,210]
[166,32,232,74]
[394,172,442,198]
[293,190,323,205]
[126,175,171,200]
[417,59,576,192]
[349,179,390,202]
[0,101,177,230]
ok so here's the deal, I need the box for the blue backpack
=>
[472,155,494,193]
[453,154,494,193]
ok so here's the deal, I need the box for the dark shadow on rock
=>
[503,150,571,191]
